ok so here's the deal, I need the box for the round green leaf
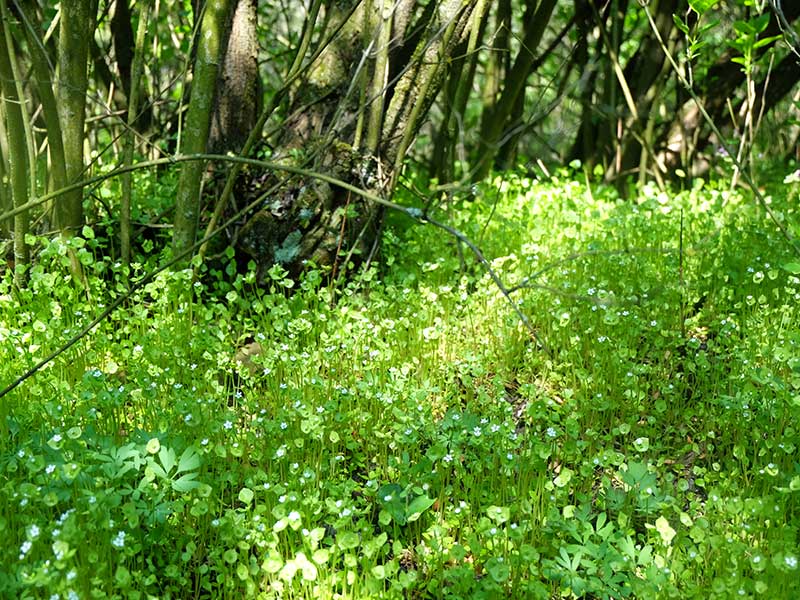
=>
[239,487,254,505]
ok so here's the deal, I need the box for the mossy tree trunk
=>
[0,8,30,284]
[235,1,486,282]
[16,0,67,211]
[120,0,151,269]
[173,0,232,257]
[56,0,97,234]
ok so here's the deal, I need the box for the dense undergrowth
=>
[1,168,799,599]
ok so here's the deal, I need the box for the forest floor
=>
[2,168,799,598]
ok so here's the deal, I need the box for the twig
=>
[412,210,549,354]
[509,246,677,293]
[769,0,800,59]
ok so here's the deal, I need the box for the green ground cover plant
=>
[1,167,799,599]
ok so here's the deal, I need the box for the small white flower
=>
[546,427,557,438]
[288,511,301,522]
[786,555,798,569]
[29,525,40,539]
[53,542,66,560]
[223,420,233,431]
[280,422,288,430]
[19,540,32,558]
[111,530,126,548]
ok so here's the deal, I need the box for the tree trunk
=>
[234,1,485,283]
[618,0,682,178]
[57,0,96,233]
[569,0,596,163]
[0,11,29,284]
[17,1,67,204]
[208,0,259,154]
[173,0,232,257]
[432,0,489,185]
[120,0,150,269]
[107,0,153,132]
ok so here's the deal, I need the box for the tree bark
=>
[208,0,260,154]
[618,0,682,178]
[57,0,96,233]
[16,2,67,202]
[173,0,232,257]
[234,1,486,282]
[110,0,153,131]
[0,9,29,283]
